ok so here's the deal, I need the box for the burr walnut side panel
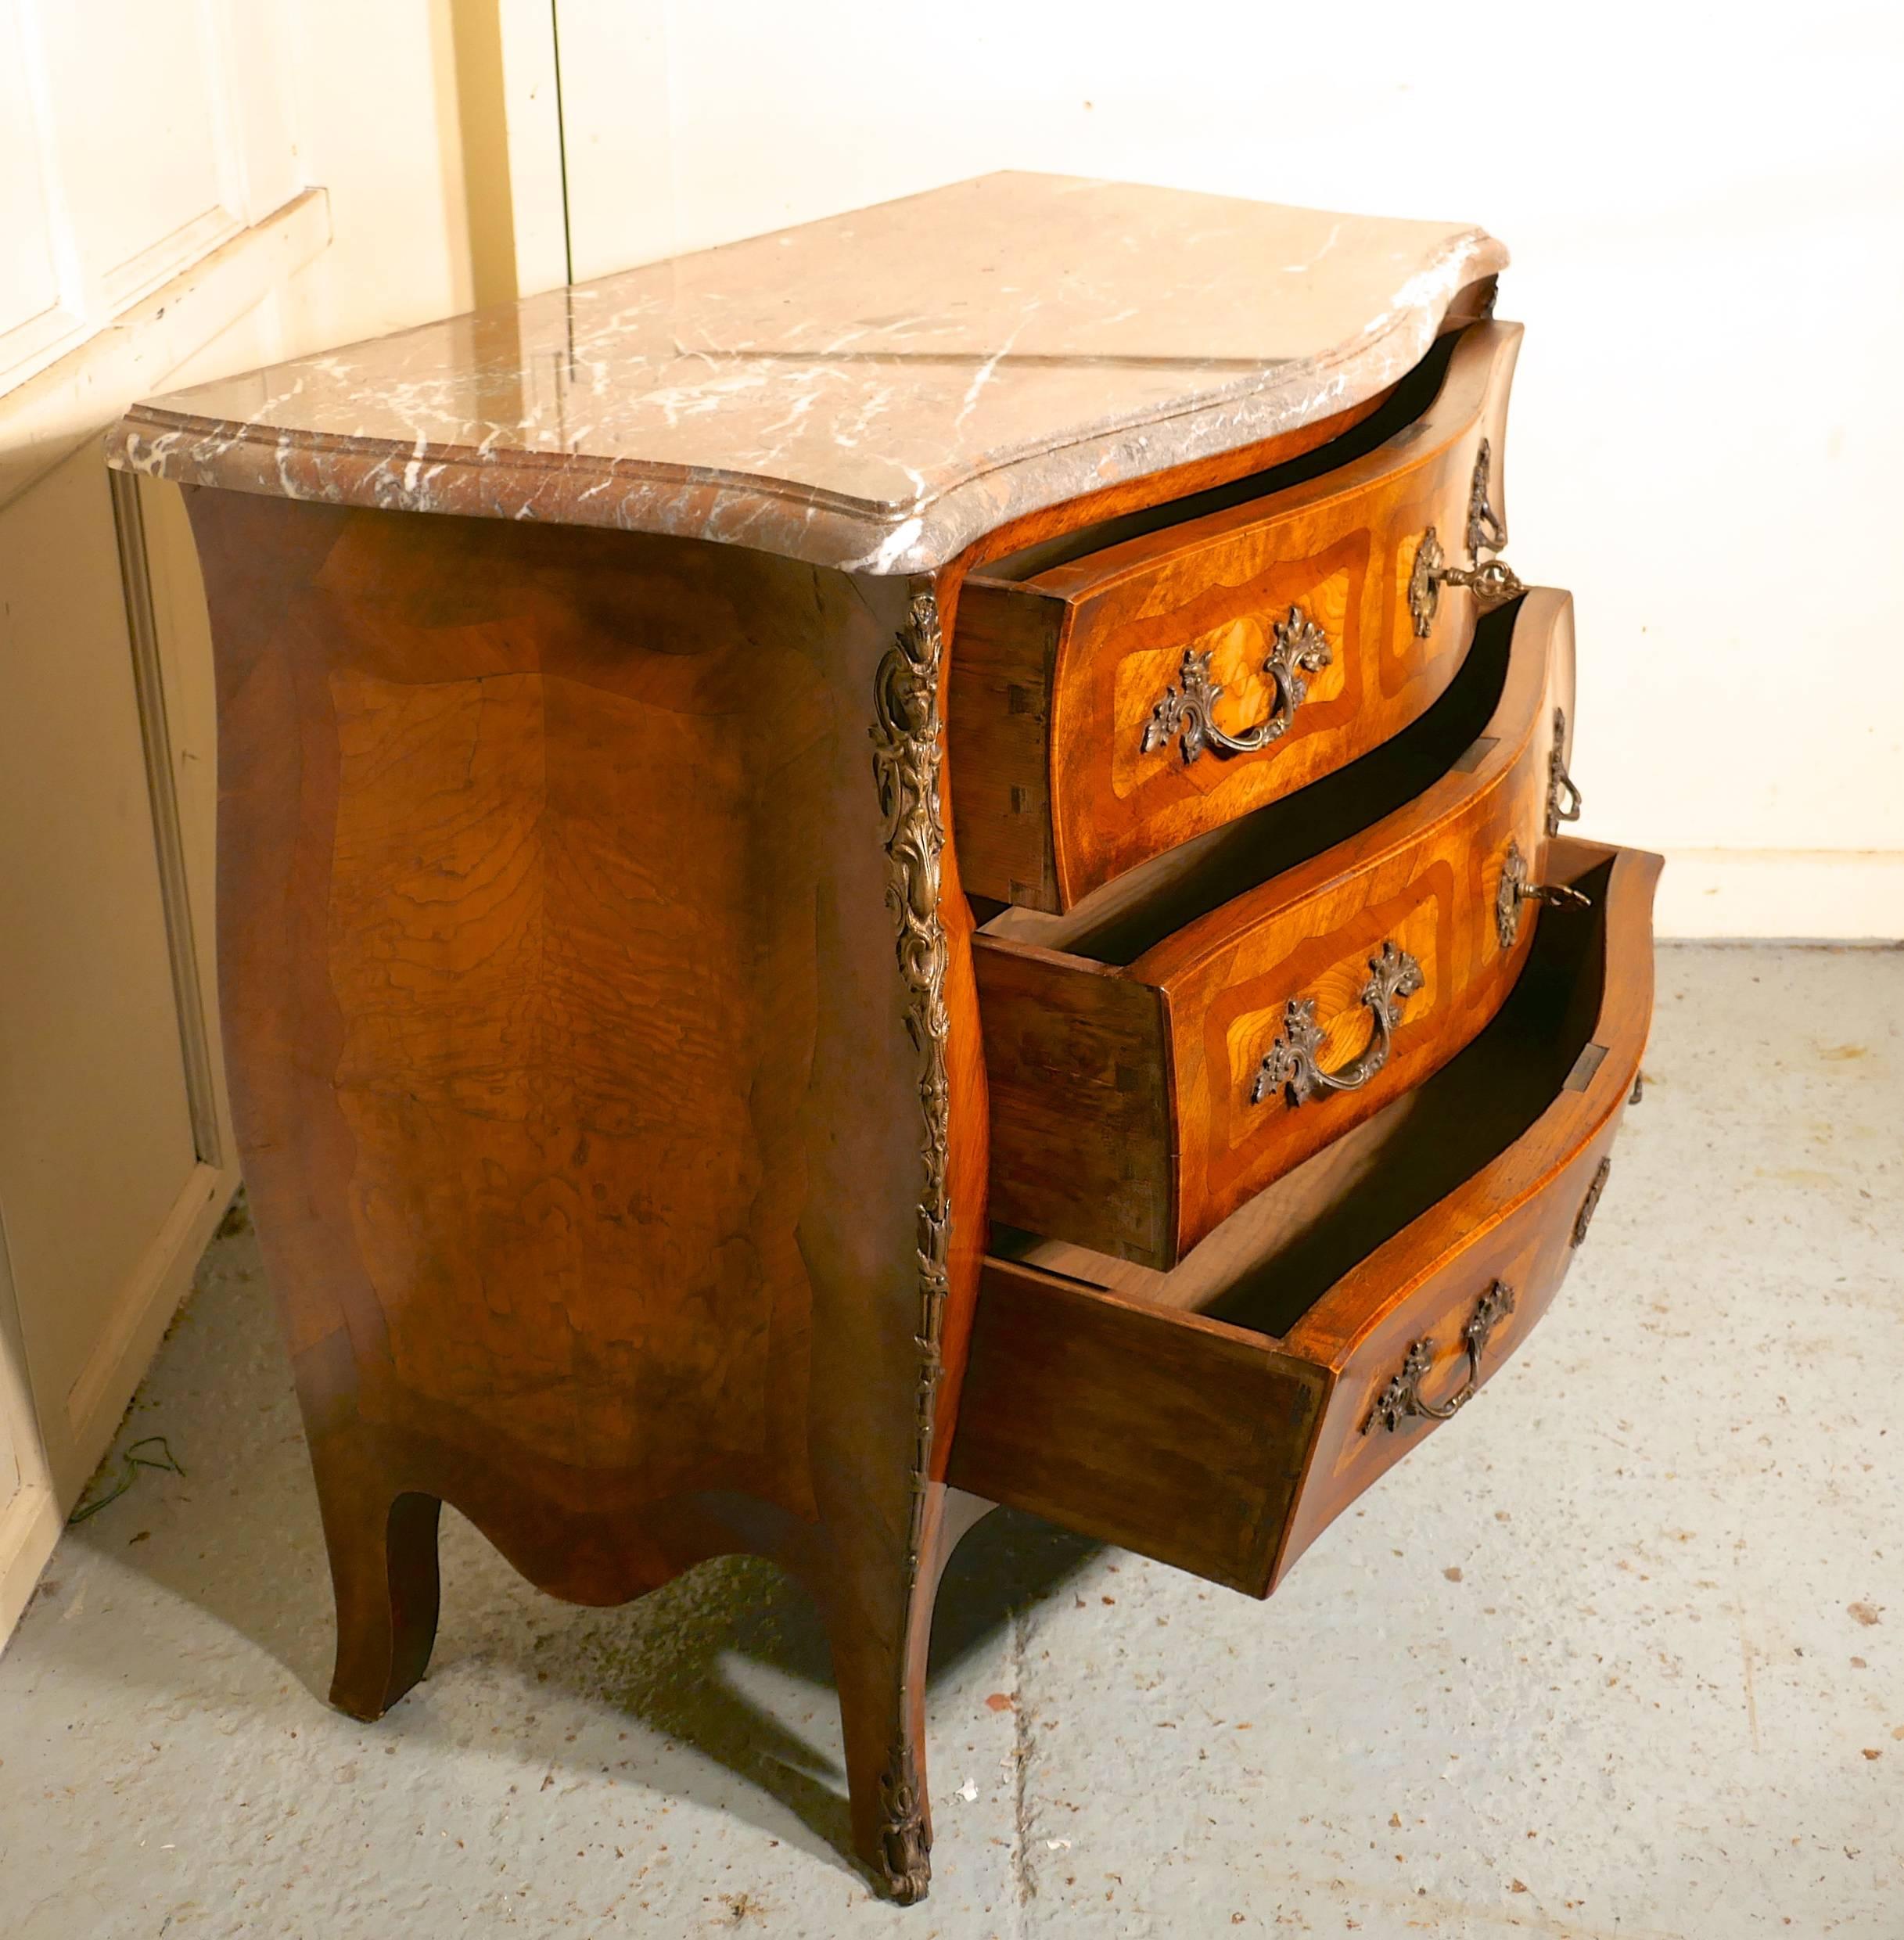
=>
[185,490,987,1892]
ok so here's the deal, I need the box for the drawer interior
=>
[954,839,1655,1596]
[976,592,1517,966]
[990,844,1615,1338]
[972,327,1464,586]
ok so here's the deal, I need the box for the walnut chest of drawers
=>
[109,172,1658,1904]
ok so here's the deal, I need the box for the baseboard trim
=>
[0,1475,62,1654]
[1655,849,1904,941]
[56,1160,237,1501]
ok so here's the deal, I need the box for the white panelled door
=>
[0,0,318,1644]
[1,0,300,390]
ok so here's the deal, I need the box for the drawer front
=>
[954,322,1521,911]
[1273,1123,1619,1581]
[950,840,1661,1598]
[1162,720,1547,1260]
[979,586,1578,1270]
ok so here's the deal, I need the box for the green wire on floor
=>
[66,1436,185,1526]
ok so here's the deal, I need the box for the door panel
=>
[35,0,240,307]
[0,5,69,379]
[1,0,306,393]
[0,445,202,1481]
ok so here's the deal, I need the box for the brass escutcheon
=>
[1496,838,1592,950]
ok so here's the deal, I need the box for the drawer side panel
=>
[948,1263,1327,1597]
[976,944,1175,1265]
[946,583,1064,907]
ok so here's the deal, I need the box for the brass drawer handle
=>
[1363,1278,1517,1435]
[1547,706,1583,836]
[1571,1155,1612,1247]
[1143,605,1331,765]
[1496,838,1591,950]
[1466,434,1509,556]
[1409,440,1525,638]
[1252,940,1422,1108]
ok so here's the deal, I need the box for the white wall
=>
[555,0,1904,939]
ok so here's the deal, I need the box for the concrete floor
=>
[1,943,1899,1938]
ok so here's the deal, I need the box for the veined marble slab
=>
[106,173,1507,575]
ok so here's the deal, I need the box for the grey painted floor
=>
[2,944,1899,1938]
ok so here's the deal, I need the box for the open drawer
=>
[950,321,1521,911]
[948,838,1661,1597]
[975,586,1582,1270]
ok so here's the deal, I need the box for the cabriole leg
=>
[311,1446,442,1723]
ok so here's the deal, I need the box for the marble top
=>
[107,174,1507,575]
